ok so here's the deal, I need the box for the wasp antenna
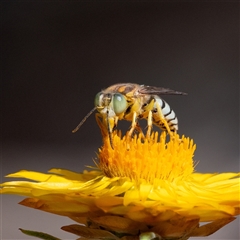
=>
[72,107,96,133]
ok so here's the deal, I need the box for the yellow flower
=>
[1,129,239,240]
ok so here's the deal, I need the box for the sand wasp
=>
[72,83,187,148]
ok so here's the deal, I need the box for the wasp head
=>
[94,91,128,148]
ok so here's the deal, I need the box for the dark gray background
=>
[1,2,239,239]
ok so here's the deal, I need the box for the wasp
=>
[72,83,187,148]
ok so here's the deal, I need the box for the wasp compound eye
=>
[94,92,102,107]
[113,93,127,114]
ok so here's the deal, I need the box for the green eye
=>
[94,92,101,107]
[113,93,127,114]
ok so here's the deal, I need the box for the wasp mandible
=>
[72,83,187,148]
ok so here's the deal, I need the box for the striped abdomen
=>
[152,97,178,131]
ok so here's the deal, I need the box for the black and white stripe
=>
[152,97,178,131]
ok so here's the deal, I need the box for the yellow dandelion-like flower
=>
[1,129,239,239]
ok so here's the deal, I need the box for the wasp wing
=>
[138,85,187,95]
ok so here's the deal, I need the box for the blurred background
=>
[1,2,239,239]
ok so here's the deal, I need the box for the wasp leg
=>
[128,111,137,137]
[146,110,153,139]
[155,101,173,137]
[126,111,140,142]
[135,122,145,139]
[124,112,139,149]
[130,122,145,142]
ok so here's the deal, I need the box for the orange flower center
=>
[98,131,196,183]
